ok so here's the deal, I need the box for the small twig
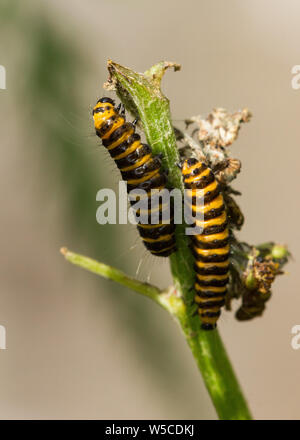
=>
[60,247,185,317]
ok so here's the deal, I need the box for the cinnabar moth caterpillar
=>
[93,97,176,257]
[182,158,229,330]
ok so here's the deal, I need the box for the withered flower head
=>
[196,107,252,148]
[252,258,280,295]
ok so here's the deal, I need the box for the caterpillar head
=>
[93,97,116,131]
[182,158,206,175]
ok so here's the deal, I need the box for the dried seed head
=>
[195,107,252,148]
[252,258,280,295]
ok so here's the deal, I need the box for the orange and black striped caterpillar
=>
[93,97,176,257]
[182,158,229,330]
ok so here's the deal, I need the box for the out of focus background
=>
[0,0,299,419]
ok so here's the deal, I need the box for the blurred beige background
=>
[0,0,299,419]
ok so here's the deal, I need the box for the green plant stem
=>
[60,248,185,317]
[180,325,252,419]
[105,60,252,420]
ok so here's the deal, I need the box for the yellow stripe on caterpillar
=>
[194,229,229,243]
[184,167,211,184]
[195,283,227,293]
